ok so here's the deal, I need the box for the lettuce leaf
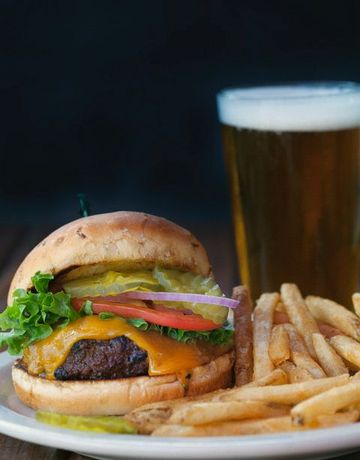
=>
[0,271,232,354]
[127,318,234,345]
[0,272,80,355]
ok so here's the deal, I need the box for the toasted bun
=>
[12,352,234,415]
[8,211,211,304]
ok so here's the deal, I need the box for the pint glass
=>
[217,83,360,305]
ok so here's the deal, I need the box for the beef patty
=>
[54,336,148,380]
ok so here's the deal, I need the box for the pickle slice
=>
[36,411,137,434]
[63,267,228,325]
[63,270,160,297]
[153,267,228,324]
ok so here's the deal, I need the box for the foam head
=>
[217,83,360,132]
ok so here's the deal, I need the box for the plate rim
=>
[1,352,360,459]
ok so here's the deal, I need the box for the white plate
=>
[0,353,360,460]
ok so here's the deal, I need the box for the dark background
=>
[1,0,360,227]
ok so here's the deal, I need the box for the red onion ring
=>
[111,291,239,309]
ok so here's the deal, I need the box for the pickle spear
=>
[36,411,137,434]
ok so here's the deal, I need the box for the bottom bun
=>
[12,352,234,415]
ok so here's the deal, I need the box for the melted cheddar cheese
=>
[23,316,211,379]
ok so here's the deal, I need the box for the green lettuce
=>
[127,318,234,345]
[0,271,232,354]
[0,272,80,355]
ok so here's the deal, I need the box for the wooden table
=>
[0,222,359,459]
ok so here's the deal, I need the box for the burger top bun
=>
[8,211,211,304]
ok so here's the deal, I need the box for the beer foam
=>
[217,83,360,131]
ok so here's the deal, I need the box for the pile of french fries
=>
[126,284,360,437]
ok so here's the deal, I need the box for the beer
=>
[217,83,360,305]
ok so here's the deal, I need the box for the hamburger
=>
[0,211,235,415]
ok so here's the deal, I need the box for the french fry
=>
[219,374,349,404]
[281,284,319,357]
[279,361,313,383]
[276,301,286,313]
[291,381,360,426]
[269,325,290,366]
[154,410,360,437]
[352,293,360,317]
[283,324,326,378]
[241,368,288,388]
[125,399,184,434]
[175,369,288,406]
[317,322,342,339]
[274,311,341,339]
[128,368,290,432]
[330,335,360,369]
[253,292,279,379]
[317,410,359,427]
[187,352,234,396]
[312,333,349,377]
[232,286,253,386]
[152,416,298,437]
[211,370,288,403]
[126,387,235,433]
[128,285,360,438]
[168,400,290,425]
[274,311,289,325]
[306,296,360,341]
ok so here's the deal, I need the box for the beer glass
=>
[217,82,360,305]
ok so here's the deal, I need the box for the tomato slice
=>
[71,298,220,331]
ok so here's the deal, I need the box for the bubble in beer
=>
[217,82,360,132]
